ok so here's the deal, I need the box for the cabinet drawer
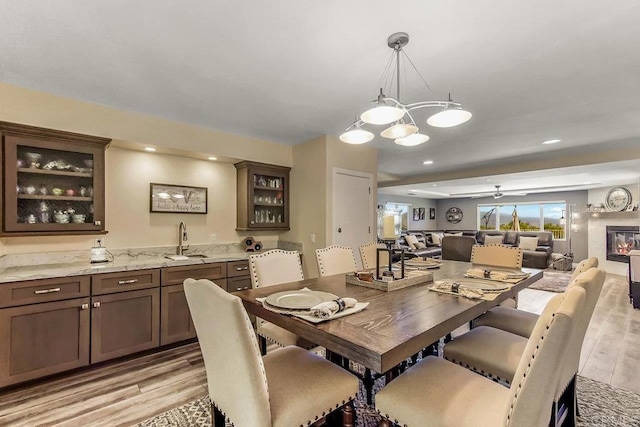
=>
[227,276,252,293]
[161,263,225,286]
[0,276,90,308]
[92,269,160,295]
[227,260,250,278]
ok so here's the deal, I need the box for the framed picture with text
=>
[150,183,208,214]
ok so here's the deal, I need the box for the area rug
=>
[137,375,640,427]
[528,269,573,293]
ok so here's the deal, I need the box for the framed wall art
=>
[150,183,208,214]
[429,207,436,220]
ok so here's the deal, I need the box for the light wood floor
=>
[0,273,638,426]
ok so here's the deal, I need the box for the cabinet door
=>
[1,124,109,235]
[91,288,160,363]
[0,297,90,387]
[160,284,196,345]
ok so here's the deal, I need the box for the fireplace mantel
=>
[588,211,640,220]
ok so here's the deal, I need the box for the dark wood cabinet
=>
[0,297,90,387]
[0,121,110,236]
[235,161,290,231]
[160,262,227,345]
[90,288,160,363]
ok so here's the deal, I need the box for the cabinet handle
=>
[93,302,101,308]
[34,287,61,294]
[118,279,138,285]
[235,266,249,271]
[81,304,89,310]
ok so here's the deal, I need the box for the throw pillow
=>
[414,242,427,249]
[404,234,419,249]
[519,236,539,251]
[484,235,504,245]
[444,232,463,236]
[431,232,443,245]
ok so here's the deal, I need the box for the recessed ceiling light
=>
[144,147,157,152]
[208,156,217,161]
[423,160,434,165]
[432,184,437,187]
[542,139,561,145]
[485,178,492,181]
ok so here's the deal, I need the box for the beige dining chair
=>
[474,256,599,337]
[471,244,523,308]
[443,267,605,426]
[249,249,315,354]
[315,245,358,277]
[183,278,359,427]
[359,242,387,270]
[471,243,523,268]
[376,286,586,427]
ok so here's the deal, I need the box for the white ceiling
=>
[2,1,640,195]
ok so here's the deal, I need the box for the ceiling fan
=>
[454,185,528,199]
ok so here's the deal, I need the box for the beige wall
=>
[0,82,292,166]
[286,136,327,277]
[0,147,282,254]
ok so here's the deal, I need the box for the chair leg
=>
[212,402,225,427]
[259,336,267,355]
[342,401,355,427]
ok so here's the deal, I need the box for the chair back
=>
[570,256,599,282]
[471,244,523,269]
[315,245,358,277]
[359,242,386,269]
[554,267,606,398]
[249,249,304,288]
[184,278,271,427]
[506,286,586,426]
[441,235,476,262]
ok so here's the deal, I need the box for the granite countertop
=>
[0,250,250,284]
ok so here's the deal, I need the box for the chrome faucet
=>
[177,221,189,255]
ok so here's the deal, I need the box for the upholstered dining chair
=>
[315,245,358,277]
[440,235,476,262]
[471,244,524,308]
[376,286,586,427]
[443,268,605,427]
[359,242,387,270]
[470,243,523,268]
[184,278,359,427]
[473,256,599,337]
[249,249,315,354]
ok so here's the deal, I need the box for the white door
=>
[332,169,373,269]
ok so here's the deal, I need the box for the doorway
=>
[332,168,374,269]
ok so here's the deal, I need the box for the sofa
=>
[399,229,554,269]
[475,230,554,269]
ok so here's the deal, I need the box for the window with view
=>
[478,202,566,239]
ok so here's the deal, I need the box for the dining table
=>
[235,260,543,400]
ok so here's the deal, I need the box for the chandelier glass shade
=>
[340,32,471,147]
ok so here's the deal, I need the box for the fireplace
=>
[607,225,640,262]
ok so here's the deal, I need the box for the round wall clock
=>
[445,207,463,223]
[605,187,632,211]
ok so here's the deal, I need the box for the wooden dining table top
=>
[235,260,543,374]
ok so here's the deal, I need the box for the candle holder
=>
[375,247,405,280]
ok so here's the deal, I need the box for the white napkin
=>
[465,268,529,283]
[311,297,357,319]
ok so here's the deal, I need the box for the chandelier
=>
[340,32,472,146]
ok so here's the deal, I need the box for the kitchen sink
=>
[165,254,210,261]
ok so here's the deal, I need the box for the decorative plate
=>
[265,290,337,310]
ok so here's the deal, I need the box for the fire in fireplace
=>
[607,225,640,262]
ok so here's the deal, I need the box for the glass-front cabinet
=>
[0,122,111,235]
[235,161,290,231]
